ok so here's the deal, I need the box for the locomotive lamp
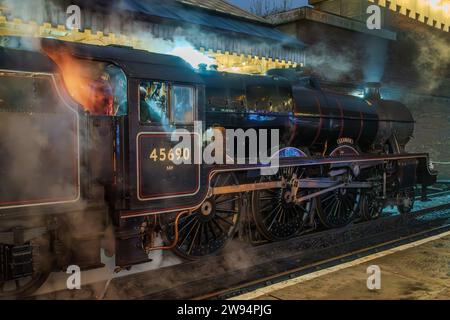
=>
[364,82,382,101]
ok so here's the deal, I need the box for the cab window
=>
[139,81,169,125]
[171,85,194,124]
[46,50,128,116]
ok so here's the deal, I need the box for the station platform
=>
[237,232,450,300]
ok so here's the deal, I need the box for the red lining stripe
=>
[356,108,364,143]
[336,98,345,139]
[311,95,323,146]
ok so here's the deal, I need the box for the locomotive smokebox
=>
[364,82,382,100]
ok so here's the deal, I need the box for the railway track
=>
[144,204,450,300]
[217,218,450,300]
[416,180,450,199]
[32,198,450,300]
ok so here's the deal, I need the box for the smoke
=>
[133,27,216,69]
[0,71,95,297]
[171,45,215,68]
[0,0,59,24]
[0,77,81,207]
[0,35,42,52]
[304,42,358,81]
[1,0,301,73]
[408,31,450,93]
[0,0,218,69]
[363,37,388,83]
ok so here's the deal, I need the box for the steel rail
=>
[29,202,450,300]
[129,202,450,300]
[216,223,450,300]
[194,208,450,300]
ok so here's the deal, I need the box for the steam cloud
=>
[0,0,217,69]
[304,42,358,82]
[133,27,217,68]
[409,31,450,93]
[0,0,59,24]
[363,37,388,83]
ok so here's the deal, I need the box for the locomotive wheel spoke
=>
[216,208,239,215]
[187,223,202,255]
[163,173,241,260]
[216,196,239,206]
[317,188,361,228]
[212,218,227,234]
[178,216,196,234]
[317,144,362,229]
[202,223,209,244]
[263,204,281,223]
[207,221,217,238]
[252,166,312,241]
[216,215,235,227]
[361,192,383,221]
[179,220,199,248]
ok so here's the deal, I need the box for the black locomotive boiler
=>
[0,38,437,297]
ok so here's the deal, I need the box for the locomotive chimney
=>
[364,82,382,100]
[198,63,208,72]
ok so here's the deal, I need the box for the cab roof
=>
[0,37,204,84]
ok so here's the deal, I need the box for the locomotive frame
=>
[0,37,437,297]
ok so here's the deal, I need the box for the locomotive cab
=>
[39,39,207,266]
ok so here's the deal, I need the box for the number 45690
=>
[149,148,190,162]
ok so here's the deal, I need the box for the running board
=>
[211,178,373,196]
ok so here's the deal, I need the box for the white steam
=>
[170,45,215,69]
[411,31,450,93]
[134,30,216,69]
[304,42,358,81]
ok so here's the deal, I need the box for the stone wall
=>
[379,88,450,179]
[406,97,450,179]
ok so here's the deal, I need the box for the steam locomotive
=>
[0,37,437,297]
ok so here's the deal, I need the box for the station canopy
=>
[0,0,306,74]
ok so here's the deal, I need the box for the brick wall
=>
[406,97,450,179]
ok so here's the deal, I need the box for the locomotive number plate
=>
[136,132,200,201]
